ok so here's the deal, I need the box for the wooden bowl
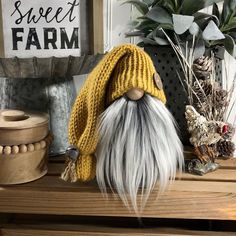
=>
[0,109,50,185]
[0,148,48,185]
[0,110,49,146]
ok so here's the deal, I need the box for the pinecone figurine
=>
[192,56,213,80]
[217,140,235,158]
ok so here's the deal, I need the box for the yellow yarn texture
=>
[68,44,166,182]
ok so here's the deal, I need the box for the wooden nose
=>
[126,88,144,101]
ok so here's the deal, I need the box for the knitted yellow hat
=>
[62,44,166,182]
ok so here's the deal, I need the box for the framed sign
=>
[0,0,104,58]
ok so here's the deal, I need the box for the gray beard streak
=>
[96,94,184,214]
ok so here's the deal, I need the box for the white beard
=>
[96,94,184,214]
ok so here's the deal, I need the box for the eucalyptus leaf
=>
[158,0,176,13]
[127,20,141,30]
[156,23,174,30]
[202,20,225,40]
[224,34,235,56]
[189,22,200,36]
[142,0,154,6]
[151,0,162,7]
[173,14,194,34]
[152,27,170,44]
[154,36,169,45]
[135,19,157,30]
[180,0,223,15]
[137,41,145,47]
[125,31,145,37]
[146,6,173,24]
[122,0,149,15]
[194,12,220,27]
[229,31,236,39]
[212,3,220,19]
[143,37,159,45]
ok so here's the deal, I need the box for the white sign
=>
[1,0,81,58]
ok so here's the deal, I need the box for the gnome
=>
[61,44,184,213]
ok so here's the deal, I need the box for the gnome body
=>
[62,44,184,213]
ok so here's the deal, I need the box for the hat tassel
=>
[61,145,79,182]
[61,159,78,182]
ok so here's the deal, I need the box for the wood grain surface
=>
[0,156,236,234]
[0,156,235,220]
[91,0,104,54]
[0,148,48,185]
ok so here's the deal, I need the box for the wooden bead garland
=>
[3,146,11,155]
[34,142,41,151]
[0,136,50,155]
[40,140,46,149]
[12,145,19,154]
[19,144,27,153]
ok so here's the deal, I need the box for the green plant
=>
[210,0,236,56]
[123,0,236,57]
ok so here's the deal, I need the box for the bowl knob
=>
[1,110,29,121]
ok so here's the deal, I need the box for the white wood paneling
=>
[223,53,236,148]
[103,0,141,51]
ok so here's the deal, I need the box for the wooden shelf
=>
[2,224,236,236]
[0,156,236,235]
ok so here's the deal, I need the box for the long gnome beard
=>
[96,94,184,214]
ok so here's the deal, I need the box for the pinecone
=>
[192,80,228,119]
[193,80,213,102]
[192,56,213,80]
[193,100,209,117]
[217,140,235,157]
[192,80,214,116]
[214,89,228,107]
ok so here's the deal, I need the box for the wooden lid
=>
[0,110,49,130]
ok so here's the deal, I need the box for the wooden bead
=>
[34,142,41,150]
[3,146,11,155]
[126,88,144,101]
[0,146,3,154]
[12,145,19,154]
[19,144,27,153]
[40,140,46,149]
[27,144,35,152]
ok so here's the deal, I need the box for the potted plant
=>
[123,0,236,144]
